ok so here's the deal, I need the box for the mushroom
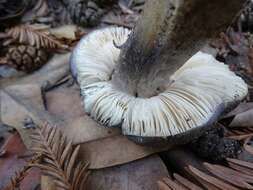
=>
[71,0,248,145]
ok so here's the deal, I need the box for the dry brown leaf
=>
[248,48,253,74]
[0,53,71,89]
[7,24,68,49]
[0,132,41,190]
[49,25,78,40]
[229,108,253,127]
[244,142,253,155]
[21,0,49,23]
[118,1,135,14]
[78,135,169,169]
[0,84,47,148]
[86,155,169,190]
[224,103,253,118]
[10,154,42,190]
[33,0,49,17]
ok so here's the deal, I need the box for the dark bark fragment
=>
[189,126,241,162]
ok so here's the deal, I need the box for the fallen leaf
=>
[0,133,40,190]
[78,135,169,169]
[0,84,49,148]
[118,1,135,14]
[223,103,253,118]
[244,142,253,155]
[0,53,71,89]
[229,108,253,127]
[248,48,253,74]
[49,25,78,40]
[86,155,168,190]
[45,85,86,120]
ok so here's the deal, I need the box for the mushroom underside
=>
[127,103,224,147]
[71,27,248,140]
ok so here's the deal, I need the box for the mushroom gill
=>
[71,27,248,138]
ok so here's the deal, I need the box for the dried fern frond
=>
[7,25,68,49]
[159,138,253,190]
[29,122,89,190]
[158,173,202,190]
[158,161,253,190]
[10,154,42,190]
[225,127,253,140]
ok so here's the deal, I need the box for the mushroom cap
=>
[71,27,248,138]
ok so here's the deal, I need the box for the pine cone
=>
[47,0,72,27]
[66,0,105,27]
[6,44,48,73]
[240,0,253,32]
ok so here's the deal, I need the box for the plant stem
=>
[112,0,246,97]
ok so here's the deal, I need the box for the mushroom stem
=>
[112,0,245,97]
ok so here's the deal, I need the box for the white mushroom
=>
[71,27,248,138]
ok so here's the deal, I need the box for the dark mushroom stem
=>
[112,0,246,98]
